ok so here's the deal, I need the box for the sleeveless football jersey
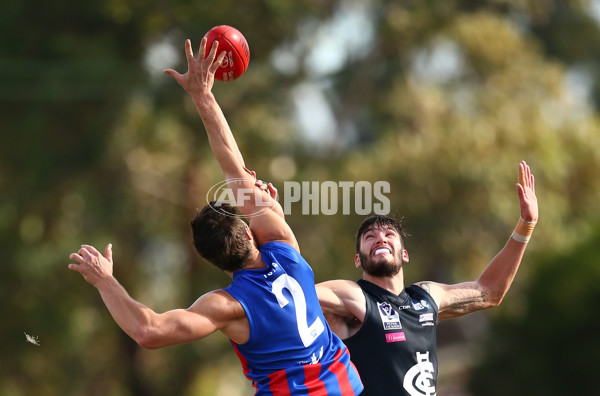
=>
[224,241,363,396]
[344,280,438,396]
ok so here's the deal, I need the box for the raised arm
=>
[417,161,539,319]
[164,38,296,249]
[68,244,249,348]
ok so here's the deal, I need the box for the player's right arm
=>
[316,280,366,339]
[164,38,297,251]
[68,244,248,348]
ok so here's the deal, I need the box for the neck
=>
[362,270,405,295]
[243,246,267,270]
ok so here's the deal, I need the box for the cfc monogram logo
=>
[403,351,436,396]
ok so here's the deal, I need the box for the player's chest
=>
[369,297,436,342]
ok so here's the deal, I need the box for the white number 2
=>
[272,274,325,347]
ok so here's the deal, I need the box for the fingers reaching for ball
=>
[202,25,250,82]
[164,26,250,83]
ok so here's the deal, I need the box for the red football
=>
[203,25,250,82]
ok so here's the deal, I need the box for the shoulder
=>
[318,279,363,296]
[411,281,446,310]
[192,289,241,306]
[412,281,441,295]
[411,281,433,295]
[259,241,307,268]
[317,280,365,312]
[188,289,249,344]
[189,289,245,320]
[259,241,296,254]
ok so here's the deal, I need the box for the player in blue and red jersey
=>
[68,38,363,396]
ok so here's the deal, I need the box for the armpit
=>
[324,311,362,340]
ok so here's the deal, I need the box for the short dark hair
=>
[355,215,408,253]
[191,203,253,272]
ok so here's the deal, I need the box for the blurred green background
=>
[2,0,600,395]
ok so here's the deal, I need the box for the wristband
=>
[511,217,536,244]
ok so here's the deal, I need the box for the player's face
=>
[356,226,407,277]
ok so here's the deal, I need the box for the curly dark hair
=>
[355,214,408,253]
[191,203,253,272]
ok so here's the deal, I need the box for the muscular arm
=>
[417,161,539,320]
[316,280,365,339]
[416,240,526,320]
[164,38,296,250]
[68,244,248,348]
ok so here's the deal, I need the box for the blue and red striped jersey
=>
[224,241,363,395]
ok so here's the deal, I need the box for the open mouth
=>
[372,247,391,257]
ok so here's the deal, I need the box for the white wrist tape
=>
[511,230,531,243]
[511,217,537,244]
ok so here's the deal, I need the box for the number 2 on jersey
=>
[272,274,325,347]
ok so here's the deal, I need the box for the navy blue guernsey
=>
[344,280,439,396]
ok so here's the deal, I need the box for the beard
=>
[358,251,402,278]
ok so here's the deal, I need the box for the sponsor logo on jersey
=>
[419,313,434,322]
[298,345,324,365]
[377,302,402,330]
[385,332,406,343]
[411,299,431,311]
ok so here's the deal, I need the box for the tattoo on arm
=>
[417,282,490,316]
[448,290,488,313]
[417,282,431,294]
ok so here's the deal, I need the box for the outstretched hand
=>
[256,180,278,200]
[68,244,114,287]
[245,166,278,200]
[516,161,538,223]
[163,38,226,96]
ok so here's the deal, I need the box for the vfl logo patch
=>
[385,332,406,343]
[377,302,402,330]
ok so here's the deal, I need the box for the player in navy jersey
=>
[68,38,363,396]
[317,161,538,395]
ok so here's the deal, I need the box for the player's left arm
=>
[416,161,539,320]
[164,38,296,250]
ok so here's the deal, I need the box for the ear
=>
[354,253,361,268]
[402,249,409,263]
[245,226,253,241]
